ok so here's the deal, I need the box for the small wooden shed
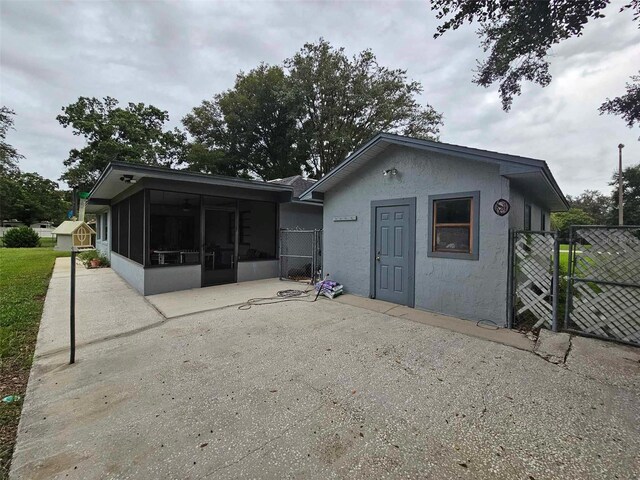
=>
[52,221,96,251]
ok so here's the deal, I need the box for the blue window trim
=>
[427,191,480,261]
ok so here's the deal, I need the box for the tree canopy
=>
[551,207,595,237]
[183,39,443,179]
[286,39,443,177]
[184,64,304,179]
[5,172,68,225]
[609,163,640,225]
[600,71,640,139]
[430,0,640,132]
[58,96,187,189]
[565,189,610,225]
[0,107,69,225]
[0,107,23,176]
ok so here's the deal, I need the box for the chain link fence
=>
[279,229,322,284]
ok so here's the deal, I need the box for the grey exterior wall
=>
[509,188,551,231]
[322,145,510,324]
[144,264,201,295]
[237,260,279,282]
[279,202,323,230]
[111,253,200,296]
[110,252,145,294]
[54,235,72,252]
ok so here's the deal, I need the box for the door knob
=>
[376,256,381,261]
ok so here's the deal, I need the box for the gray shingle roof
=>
[268,175,317,199]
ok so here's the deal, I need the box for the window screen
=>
[111,203,119,254]
[118,198,129,258]
[129,191,144,264]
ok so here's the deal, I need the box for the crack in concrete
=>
[563,335,574,364]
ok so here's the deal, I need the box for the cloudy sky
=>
[1,0,639,196]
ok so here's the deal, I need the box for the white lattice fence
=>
[511,232,556,330]
[566,226,640,345]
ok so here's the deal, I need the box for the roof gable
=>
[300,133,569,211]
[52,221,96,235]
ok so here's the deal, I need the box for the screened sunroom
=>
[88,162,322,295]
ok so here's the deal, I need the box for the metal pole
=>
[506,230,515,329]
[618,143,624,226]
[70,249,76,364]
[551,233,560,332]
[563,228,574,330]
[311,231,316,285]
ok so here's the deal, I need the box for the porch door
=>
[374,203,413,306]
[202,207,238,286]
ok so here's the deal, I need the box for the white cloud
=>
[1,0,638,197]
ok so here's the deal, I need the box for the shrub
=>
[78,249,98,266]
[77,249,110,268]
[2,227,40,248]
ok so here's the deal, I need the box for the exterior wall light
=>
[120,174,136,184]
[383,168,398,176]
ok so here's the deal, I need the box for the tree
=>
[0,107,23,176]
[182,143,246,177]
[551,207,595,237]
[184,65,304,179]
[184,39,444,180]
[6,172,68,225]
[286,39,443,177]
[430,0,640,117]
[58,97,187,189]
[566,189,611,225]
[600,72,640,139]
[0,107,23,223]
[609,163,640,225]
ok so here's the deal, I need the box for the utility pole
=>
[618,144,624,226]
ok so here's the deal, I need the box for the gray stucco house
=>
[299,133,568,325]
[87,163,321,295]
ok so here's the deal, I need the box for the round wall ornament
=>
[493,199,510,216]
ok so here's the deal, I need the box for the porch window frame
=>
[427,191,480,261]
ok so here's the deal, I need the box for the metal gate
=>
[507,230,560,331]
[508,226,640,346]
[279,229,322,284]
[564,226,640,345]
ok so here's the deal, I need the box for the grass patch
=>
[0,246,69,478]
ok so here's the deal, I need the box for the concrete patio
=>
[10,260,640,479]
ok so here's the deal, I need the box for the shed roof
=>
[300,133,569,211]
[87,162,294,208]
[52,221,96,235]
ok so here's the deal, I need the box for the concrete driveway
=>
[10,260,640,479]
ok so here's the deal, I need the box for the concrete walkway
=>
[146,278,310,318]
[10,260,640,479]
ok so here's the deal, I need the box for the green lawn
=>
[0,246,69,478]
